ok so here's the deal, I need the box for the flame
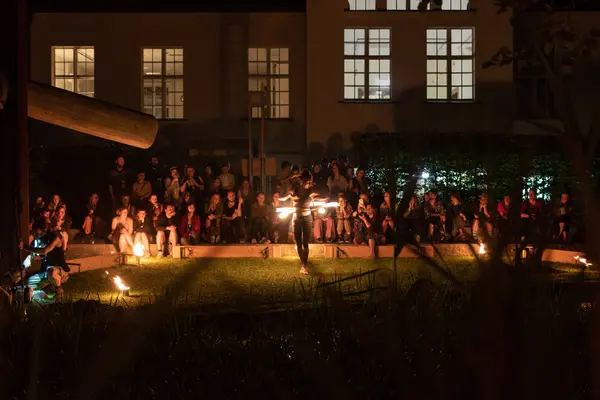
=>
[113,276,130,291]
[133,243,145,257]
[478,242,486,255]
[317,207,326,215]
[574,255,593,267]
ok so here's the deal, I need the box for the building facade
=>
[29,0,600,166]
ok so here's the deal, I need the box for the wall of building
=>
[306,0,514,158]
[30,12,307,166]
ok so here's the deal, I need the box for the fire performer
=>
[280,171,319,275]
[21,220,70,299]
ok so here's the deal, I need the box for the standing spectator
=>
[179,203,201,246]
[336,196,353,243]
[350,168,369,196]
[132,172,152,210]
[203,164,214,191]
[238,177,255,234]
[206,177,222,200]
[218,163,236,193]
[164,167,181,208]
[50,205,72,251]
[221,191,245,244]
[327,164,349,199]
[32,197,46,220]
[553,192,572,242]
[204,193,223,244]
[520,189,544,242]
[472,193,493,241]
[133,209,152,256]
[312,164,328,196]
[109,156,130,211]
[276,161,292,196]
[146,157,165,202]
[111,207,134,254]
[180,166,204,205]
[156,204,179,257]
[120,195,136,217]
[250,192,271,244]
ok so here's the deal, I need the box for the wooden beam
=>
[27,81,158,149]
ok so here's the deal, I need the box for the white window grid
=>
[344,28,391,101]
[248,48,290,119]
[426,28,474,101]
[52,46,95,97]
[348,0,377,10]
[142,48,184,120]
[387,0,470,10]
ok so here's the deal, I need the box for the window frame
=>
[51,46,95,97]
[343,28,392,102]
[141,47,185,120]
[386,0,472,10]
[347,0,377,10]
[425,27,475,103]
[248,47,291,119]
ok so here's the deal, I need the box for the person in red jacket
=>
[179,203,201,245]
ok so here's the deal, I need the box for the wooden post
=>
[18,0,29,247]
[28,82,159,149]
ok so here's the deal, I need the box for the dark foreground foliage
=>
[0,266,596,400]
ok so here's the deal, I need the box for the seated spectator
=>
[336,196,353,243]
[472,193,493,241]
[50,204,72,251]
[111,207,134,254]
[354,203,385,258]
[270,192,291,243]
[276,161,292,196]
[80,193,108,240]
[424,192,446,241]
[496,195,512,238]
[380,191,396,241]
[327,164,349,199]
[132,171,152,210]
[133,209,152,256]
[217,163,236,193]
[156,204,178,257]
[250,192,271,244]
[446,192,467,241]
[221,190,245,244]
[553,192,572,242]
[164,167,181,208]
[313,203,335,243]
[204,193,223,244]
[32,197,46,220]
[401,195,422,242]
[149,194,163,221]
[180,192,194,216]
[520,189,544,242]
[179,203,201,246]
[47,193,64,217]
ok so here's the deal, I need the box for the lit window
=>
[142,48,184,120]
[248,48,290,119]
[426,28,474,101]
[386,0,422,10]
[428,0,471,10]
[344,28,391,101]
[348,0,377,10]
[52,46,95,97]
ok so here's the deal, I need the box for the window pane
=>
[54,48,65,62]
[257,48,267,61]
[426,86,437,99]
[55,63,65,76]
[152,63,161,75]
[152,49,162,62]
[64,48,74,62]
[143,48,153,62]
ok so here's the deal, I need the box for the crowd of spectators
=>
[28,155,577,258]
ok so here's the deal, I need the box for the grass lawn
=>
[60,256,599,308]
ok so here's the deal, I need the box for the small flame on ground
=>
[479,242,486,255]
[133,243,145,257]
[113,276,130,291]
[574,255,593,267]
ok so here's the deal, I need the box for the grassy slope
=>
[63,257,597,307]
